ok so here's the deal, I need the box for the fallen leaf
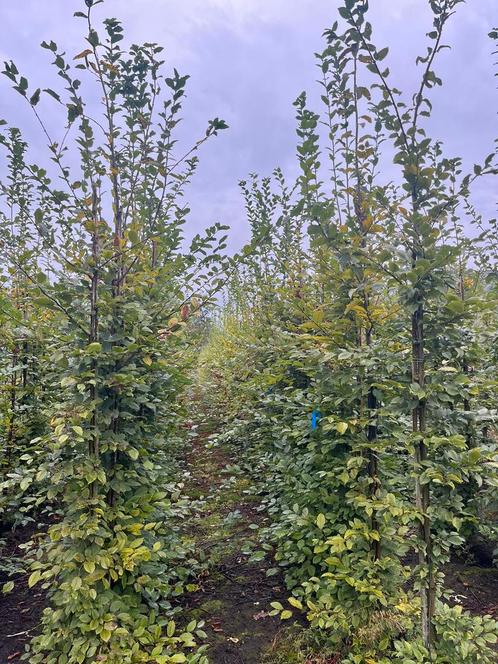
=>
[253,610,268,620]
[210,618,223,633]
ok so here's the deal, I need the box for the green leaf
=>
[468,448,481,464]
[28,570,41,588]
[316,513,326,530]
[87,29,99,47]
[30,88,41,106]
[2,581,14,594]
[44,88,61,103]
[270,601,284,611]
[85,342,102,354]
[250,550,265,562]
[41,40,57,51]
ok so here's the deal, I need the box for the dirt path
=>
[183,423,290,664]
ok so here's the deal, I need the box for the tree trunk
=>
[412,296,435,648]
[89,185,100,499]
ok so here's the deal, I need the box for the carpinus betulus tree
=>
[0,127,55,526]
[259,19,415,645]
[338,0,498,654]
[1,0,229,661]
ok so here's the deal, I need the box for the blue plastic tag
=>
[311,410,321,430]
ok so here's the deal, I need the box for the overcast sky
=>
[1,0,496,250]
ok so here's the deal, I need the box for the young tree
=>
[1,2,229,661]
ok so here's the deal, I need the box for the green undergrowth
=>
[263,624,340,664]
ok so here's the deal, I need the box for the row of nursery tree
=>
[0,1,229,662]
[0,0,496,662]
[199,1,498,662]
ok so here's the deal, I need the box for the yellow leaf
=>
[71,576,82,590]
[28,570,41,588]
[316,513,326,530]
[100,629,111,642]
[288,597,303,610]
[84,560,95,574]
[336,422,348,435]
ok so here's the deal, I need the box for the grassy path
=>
[182,422,291,663]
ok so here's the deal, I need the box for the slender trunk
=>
[90,31,124,510]
[108,121,124,511]
[412,268,435,648]
[21,341,28,390]
[366,327,380,560]
[6,345,18,462]
[458,268,474,449]
[353,51,380,560]
[21,292,28,391]
[89,185,100,498]
[151,239,158,269]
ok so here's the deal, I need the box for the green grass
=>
[262,624,341,663]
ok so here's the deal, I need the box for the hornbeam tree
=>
[1,2,229,662]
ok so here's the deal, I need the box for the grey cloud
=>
[1,0,496,250]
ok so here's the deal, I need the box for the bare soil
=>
[446,561,498,618]
[0,523,45,663]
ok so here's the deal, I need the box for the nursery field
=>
[1,0,497,662]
